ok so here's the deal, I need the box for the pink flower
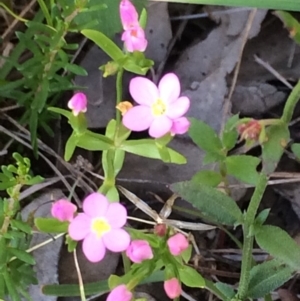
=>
[68,193,130,262]
[68,92,87,116]
[121,26,148,52]
[167,233,189,256]
[126,240,153,263]
[51,199,77,222]
[171,117,190,135]
[107,284,132,301]
[120,0,139,30]
[122,73,190,138]
[164,278,182,299]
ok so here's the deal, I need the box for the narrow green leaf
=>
[275,11,300,45]
[10,219,32,234]
[188,118,224,159]
[121,139,186,164]
[191,170,222,187]
[64,133,79,161]
[247,259,295,298]
[171,181,243,226]
[262,125,289,174]
[34,217,68,233]
[255,225,300,270]
[291,143,300,160]
[178,265,205,288]
[8,248,35,265]
[150,0,300,12]
[42,270,164,296]
[3,270,20,301]
[215,282,235,299]
[76,131,113,151]
[64,63,88,76]
[81,29,124,62]
[225,155,260,185]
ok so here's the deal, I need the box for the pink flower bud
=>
[67,92,87,116]
[167,233,189,256]
[120,0,139,30]
[171,117,190,135]
[51,199,77,222]
[106,284,132,301]
[164,278,182,299]
[126,240,153,263]
[154,224,167,237]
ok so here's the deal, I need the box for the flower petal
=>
[82,233,106,262]
[105,203,127,228]
[103,229,130,252]
[129,77,158,105]
[83,192,109,218]
[68,213,91,240]
[166,96,190,119]
[122,106,154,131]
[158,73,180,104]
[148,116,172,138]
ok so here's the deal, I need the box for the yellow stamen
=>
[91,218,111,238]
[152,99,166,116]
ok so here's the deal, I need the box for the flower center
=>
[151,99,166,116]
[91,218,111,238]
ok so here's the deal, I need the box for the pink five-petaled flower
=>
[51,199,77,222]
[167,233,189,256]
[126,240,153,263]
[164,278,182,299]
[67,92,87,116]
[119,0,148,52]
[122,73,190,138]
[68,193,130,263]
[106,284,132,301]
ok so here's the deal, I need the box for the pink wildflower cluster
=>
[119,0,147,52]
[122,73,190,138]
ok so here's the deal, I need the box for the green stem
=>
[281,80,300,124]
[116,69,124,125]
[204,279,227,301]
[237,173,268,300]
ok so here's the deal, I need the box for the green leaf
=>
[35,218,68,233]
[255,208,270,226]
[247,259,295,298]
[10,219,32,234]
[42,270,164,296]
[222,115,239,151]
[255,225,300,270]
[48,107,71,119]
[225,155,260,185]
[275,11,300,45]
[139,8,147,29]
[171,181,243,226]
[64,63,88,76]
[153,0,300,11]
[121,139,186,164]
[76,131,113,151]
[181,245,192,264]
[291,143,300,160]
[106,186,119,202]
[81,29,124,62]
[64,133,78,161]
[178,265,205,288]
[262,124,289,174]
[214,282,235,299]
[8,248,35,265]
[3,270,20,301]
[191,170,222,187]
[188,118,224,159]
